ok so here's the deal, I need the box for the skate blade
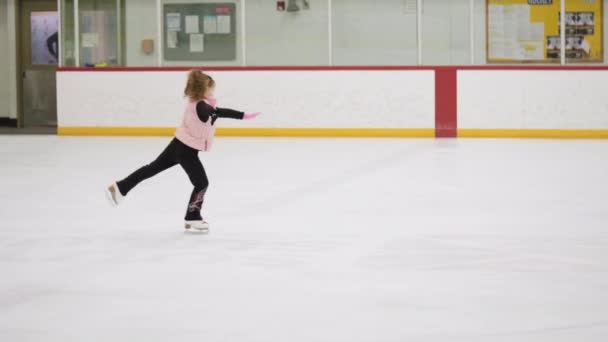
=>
[105,187,117,207]
[185,223,209,234]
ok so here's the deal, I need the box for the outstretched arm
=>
[216,107,244,120]
[217,107,261,120]
[196,101,261,124]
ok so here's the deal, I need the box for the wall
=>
[60,0,75,66]
[0,0,9,117]
[0,0,17,120]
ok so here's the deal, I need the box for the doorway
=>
[18,0,58,128]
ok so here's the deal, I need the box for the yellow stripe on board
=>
[458,129,608,139]
[57,127,435,138]
[57,127,176,136]
[57,127,608,139]
[217,128,434,137]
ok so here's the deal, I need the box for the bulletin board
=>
[487,0,603,63]
[163,3,237,61]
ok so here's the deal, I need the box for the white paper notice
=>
[515,5,532,41]
[166,13,181,31]
[581,39,591,54]
[520,41,543,60]
[190,34,204,52]
[204,16,218,34]
[515,46,526,60]
[489,5,505,58]
[185,15,200,34]
[518,23,531,41]
[167,31,178,48]
[489,44,505,60]
[217,15,231,34]
[503,5,517,42]
[530,23,544,41]
[489,3,543,60]
[81,33,99,47]
[516,5,530,23]
[504,41,518,60]
[488,6,504,39]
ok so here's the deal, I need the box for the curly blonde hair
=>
[184,70,215,102]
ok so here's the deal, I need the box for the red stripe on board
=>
[57,65,608,72]
[435,69,457,138]
[56,66,436,72]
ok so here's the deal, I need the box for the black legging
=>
[116,138,209,221]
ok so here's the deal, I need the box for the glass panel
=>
[245,0,329,66]
[31,11,59,65]
[422,0,470,65]
[60,0,75,66]
[473,0,486,64]
[332,0,418,65]
[124,0,158,66]
[79,0,121,66]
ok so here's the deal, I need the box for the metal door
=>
[20,0,58,127]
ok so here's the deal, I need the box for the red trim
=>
[435,69,457,138]
[57,65,608,72]
[439,66,608,70]
[57,66,436,72]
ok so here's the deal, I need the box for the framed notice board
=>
[487,0,603,63]
[163,3,237,61]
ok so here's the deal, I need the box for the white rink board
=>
[57,70,435,129]
[458,70,608,129]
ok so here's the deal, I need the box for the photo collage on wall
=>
[547,12,594,59]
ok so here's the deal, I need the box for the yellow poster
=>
[487,0,603,63]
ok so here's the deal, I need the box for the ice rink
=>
[1,135,607,342]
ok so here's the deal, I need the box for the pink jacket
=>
[175,100,215,152]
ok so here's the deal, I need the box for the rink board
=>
[57,66,608,139]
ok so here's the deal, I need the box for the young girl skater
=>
[105,70,261,233]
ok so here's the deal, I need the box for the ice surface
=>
[1,136,607,341]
